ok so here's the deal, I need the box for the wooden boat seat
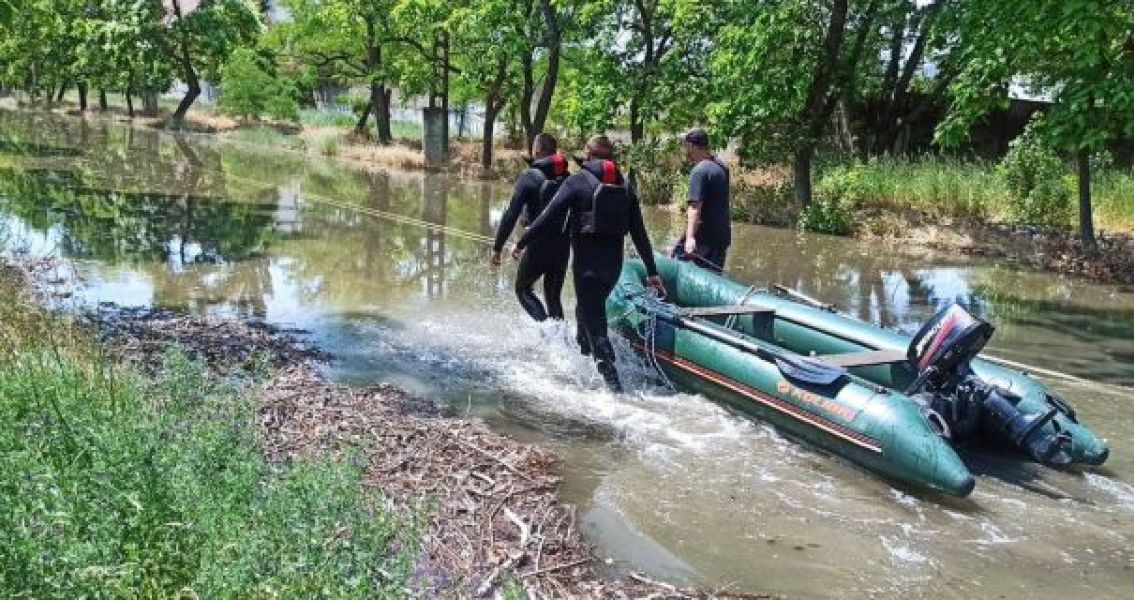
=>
[817,349,909,368]
[683,304,776,318]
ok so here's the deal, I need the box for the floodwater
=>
[1,110,1131,598]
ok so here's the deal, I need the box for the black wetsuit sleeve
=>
[493,175,534,252]
[627,195,658,276]
[517,177,573,251]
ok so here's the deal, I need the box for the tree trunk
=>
[438,32,450,163]
[55,83,67,104]
[170,0,199,126]
[836,97,854,156]
[98,90,108,111]
[125,90,134,117]
[793,145,814,208]
[364,17,391,144]
[354,101,372,134]
[482,98,498,173]
[77,82,88,111]
[370,83,392,144]
[629,97,645,143]
[520,51,535,147]
[507,103,521,146]
[529,0,561,144]
[172,78,200,125]
[142,90,159,117]
[1077,148,1096,249]
[482,58,508,171]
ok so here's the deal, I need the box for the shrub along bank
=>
[0,265,421,597]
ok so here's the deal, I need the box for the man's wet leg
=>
[543,252,568,321]
[514,250,549,322]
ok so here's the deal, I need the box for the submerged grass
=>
[0,265,423,598]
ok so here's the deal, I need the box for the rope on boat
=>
[616,282,677,391]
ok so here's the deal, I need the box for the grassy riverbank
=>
[1,259,749,597]
[0,265,422,597]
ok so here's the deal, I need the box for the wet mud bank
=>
[8,257,769,599]
[857,208,1134,285]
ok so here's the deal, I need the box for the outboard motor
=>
[907,303,1073,465]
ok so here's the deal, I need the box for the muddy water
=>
[2,110,1131,598]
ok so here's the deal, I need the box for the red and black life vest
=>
[579,160,632,237]
[523,154,569,225]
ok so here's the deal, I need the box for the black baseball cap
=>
[683,128,710,148]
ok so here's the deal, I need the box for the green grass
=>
[1094,167,1134,231]
[300,108,357,128]
[299,108,422,141]
[228,126,307,152]
[834,156,1006,220]
[391,120,422,141]
[320,135,342,157]
[0,285,422,597]
[816,156,1134,232]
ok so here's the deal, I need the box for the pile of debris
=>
[84,304,326,374]
[259,365,770,599]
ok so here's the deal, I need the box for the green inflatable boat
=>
[608,256,1109,497]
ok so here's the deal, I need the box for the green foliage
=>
[623,139,687,205]
[320,135,342,156]
[816,165,869,209]
[848,156,996,220]
[798,195,854,236]
[219,48,274,121]
[730,180,795,227]
[578,0,720,141]
[1095,167,1134,231]
[998,121,1073,229]
[0,0,255,117]
[303,108,359,128]
[938,1,1134,241]
[265,82,301,122]
[219,48,299,123]
[798,166,861,236]
[707,0,886,210]
[0,341,421,597]
[940,1,1134,154]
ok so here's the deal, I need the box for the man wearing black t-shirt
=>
[671,128,731,272]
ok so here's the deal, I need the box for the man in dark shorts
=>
[671,128,730,272]
[491,133,570,321]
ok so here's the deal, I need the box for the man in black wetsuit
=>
[515,135,664,392]
[491,133,570,322]
[671,128,731,272]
